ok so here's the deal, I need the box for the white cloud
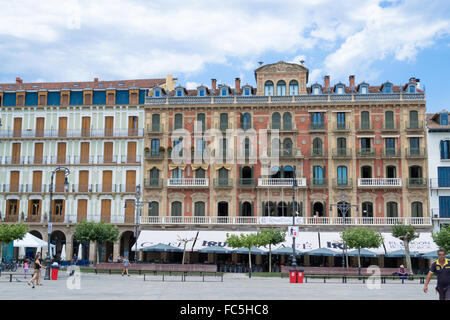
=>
[0,0,449,86]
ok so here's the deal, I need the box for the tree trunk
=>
[357,247,361,278]
[248,249,252,279]
[95,241,99,265]
[269,244,272,273]
[182,242,187,265]
[0,242,3,262]
[404,240,413,275]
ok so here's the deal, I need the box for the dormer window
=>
[199,89,205,97]
[176,89,183,97]
[408,85,416,93]
[244,87,251,96]
[335,84,345,95]
[441,113,449,125]
[221,88,227,96]
[360,85,369,94]
[382,83,392,93]
[311,84,321,95]
[154,90,161,97]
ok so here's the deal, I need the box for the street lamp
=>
[45,167,70,280]
[329,192,358,270]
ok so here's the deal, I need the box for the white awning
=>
[135,230,438,254]
[13,233,56,249]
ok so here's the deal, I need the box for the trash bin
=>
[297,269,304,283]
[51,267,59,280]
[289,269,298,283]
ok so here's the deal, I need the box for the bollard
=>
[401,278,404,284]
[324,277,326,283]
[362,277,365,284]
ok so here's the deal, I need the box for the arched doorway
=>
[313,202,324,217]
[337,201,351,218]
[50,230,66,260]
[218,202,228,223]
[240,202,253,217]
[120,231,136,262]
[72,237,89,262]
[30,230,43,239]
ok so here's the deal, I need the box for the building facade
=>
[427,110,450,232]
[142,61,431,234]
[0,75,176,260]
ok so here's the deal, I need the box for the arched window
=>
[264,201,276,216]
[386,166,397,178]
[312,138,323,156]
[283,112,292,130]
[385,111,394,129]
[194,202,205,216]
[312,202,324,217]
[264,81,274,96]
[409,165,423,186]
[411,202,423,217]
[283,138,292,156]
[277,202,288,216]
[337,138,347,155]
[276,80,286,96]
[271,138,280,157]
[171,168,183,179]
[270,166,281,178]
[244,137,250,158]
[337,166,348,185]
[283,166,294,179]
[197,113,206,131]
[386,202,398,217]
[195,168,205,179]
[361,166,372,179]
[171,201,182,216]
[337,201,351,217]
[289,80,299,95]
[242,113,251,130]
[217,168,229,186]
[148,201,159,216]
[313,166,325,185]
[241,201,253,216]
[149,168,160,186]
[272,112,281,129]
[362,202,373,218]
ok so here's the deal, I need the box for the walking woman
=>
[122,255,130,277]
[27,252,43,288]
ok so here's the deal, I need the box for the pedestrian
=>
[24,258,29,279]
[398,264,408,280]
[27,252,44,288]
[122,255,130,276]
[424,249,450,300]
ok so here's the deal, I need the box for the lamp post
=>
[291,166,298,267]
[329,192,358,270]
[45,167,70,280]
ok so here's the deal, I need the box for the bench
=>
[0,273,28,282]
[94,263,217,275]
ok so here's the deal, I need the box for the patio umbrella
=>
[77,244,83,261]
[232,247,267,255]
[271,246,302,256]
[305,248,341,257]
[19,246,26,259]
[385,249,421,258]
[36,246,41,254]
[141,243,183,252]
[421,251,450,259]
[347,248,380,258]
[60,244,66,261]
[198,245,231,254]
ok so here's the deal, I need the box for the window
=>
[439,197,450,218]
[361,111,370,129]
[337,166,348,185]
[173,139,183,157]
[311,113,324,129]
[336,85,344,94]
[441,113,449,126]
[385,111,394,129]
[362,202,373,218]
[409,85,415,93]
[360,86,368,94]
[312,85,321,95]
[361,138,371,151]
[218,168,229,185]
[221,88,227,96]
[411,202,423,217]
[244,138,250,158]
[197,113,206,131]
[283,112,292,130]
[337,112,346,129]
[242,113,251,130]
[409,137,420,155]
[30,200,40,216]
[151,139,160,155]
[199,89,205,97]
[149,168,160,186]
[385,138,396,156]
[174,114,183,130]
[244,88,250,96]
[289,80,299,95]
[172,168,183,179]
[195,168,205,179]
[283,138,293,156]
[194,202,205,216]
[283,166,294,179]
[272,112,281,129]
[154,90,160,97]
[386,166,397,178]
[437,167,450,187]
[313,166,325,184]
[440,141,450,159]
[361,166,372,178]
[271,138,280,157]
[386,202,398,217]
[171,201,182,216]
[409,110,418,128]
[152,114,160,132]
[176,89,183,97]
[7,200,18,216]
[264,81,274,96]
[337,138,347,155]
[312,138,323,156]
[383,83,392,93]
[276,81,286,96]
[54,199,64,216]
[148,201,159,216]
[220,113,228,131]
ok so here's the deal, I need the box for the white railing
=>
[167,178,209,187]
[140,216,432,226]
[258,178,307,187]
[358,178,402,187]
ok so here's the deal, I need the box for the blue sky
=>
[0,0,449,112]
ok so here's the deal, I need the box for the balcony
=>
[405,148,427,158]
[144,178,163,188]
[381,148,401,158]
[333,123,351,132]
[268,123,297,132]
[356,123,374,132]
[213,178,234,188]
[140,216,432,226]
[407,178,428,188]
[146,124,165,135]
[309,149,328,158]
[72,156,95,165]
[258,178,307,188]
[332,148,352,159]
[120,155,142,164]
[0,128,144,138]
[4,156,25,165]
[167,178,209,188]
[238,178,255,187]
[268,148,303,159]
[97,156,118,164]
[381,122,400,132]
[356,148,377,158]
[144,150,165,160]
[358,178,402,188]
[1,184,137,193]
[309,123,326,131]
[310,178,327,188]
[430,178,450,189]
[405,121,425,131]
[332,178,353,188]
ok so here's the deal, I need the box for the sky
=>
[0,0,449,112]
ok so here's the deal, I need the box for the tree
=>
[341,227,382,277]
[0,223,28,261]
[392,223,418,275]
[177,235,195,265]
[257,228,286,273]
[226,232,262,278]
[432,226,450,252]
[73,221,119,264]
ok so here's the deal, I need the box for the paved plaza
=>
[0,272,439,300]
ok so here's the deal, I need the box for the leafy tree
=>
[226,232,263,278]
[341,228,382,275]
[432,226,450,252]
[392,223,418,274]
[0,223,28,261]
[73,221,119,264]
[257,228,286,273]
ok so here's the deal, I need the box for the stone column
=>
[207,253,214,263]
[327,256,334,267]
[66,239,73,262]
[89,241,96,263]
[303,255,310,266]
[113,241,120,262]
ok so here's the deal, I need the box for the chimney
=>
[324,75,330,91]
[211,79,217,91]
[16,77,23,84]
[235,78,241,95]
[349,75,355,89]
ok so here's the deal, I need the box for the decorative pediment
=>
[255,61,308,74]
